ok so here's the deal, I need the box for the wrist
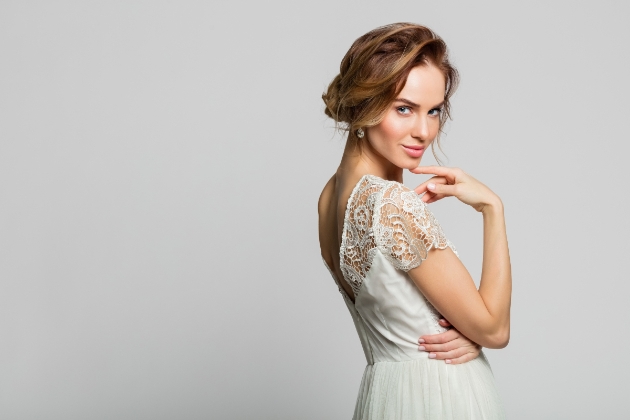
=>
[480,197,504,216]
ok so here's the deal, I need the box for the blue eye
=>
[428,108,443,116]
[397,106,411,115]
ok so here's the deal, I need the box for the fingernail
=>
[445,359,451,364]
[418,338,425,344]
[429,353,436,359]
[428,183,435,190]
[418,346,426,351]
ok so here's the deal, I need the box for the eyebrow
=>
[394,98,444,109]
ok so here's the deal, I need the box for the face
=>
[365,63,446,170]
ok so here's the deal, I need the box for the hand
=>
[409,166,501,213]
[418,319,481,365]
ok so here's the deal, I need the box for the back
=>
[318,173,361,302]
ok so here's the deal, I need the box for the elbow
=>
[484,328,510,349]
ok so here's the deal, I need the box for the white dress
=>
[323,174,505,420]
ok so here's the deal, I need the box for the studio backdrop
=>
[0,1,628,419]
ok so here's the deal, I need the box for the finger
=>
[426,181,458,197]
[411,166,466,183]
[424,193,447,204]
[410,166,455,178]
[438,318,452,327]
[429,347,470,360]
[419,328,458,344]
[419,339,462,353]
[445,350,480,365]
[414,176,447,195]
[420,192,435,203]
[422,192,447,203]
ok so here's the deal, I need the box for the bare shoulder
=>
[318,174,339,264]
[318,174,337,217]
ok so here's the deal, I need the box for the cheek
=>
[373,115,409,144]
[379,116,407,139]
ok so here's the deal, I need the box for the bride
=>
[318,23,511,419]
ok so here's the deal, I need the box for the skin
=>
[319,63,511,363]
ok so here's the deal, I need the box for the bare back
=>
[318,173,365,302]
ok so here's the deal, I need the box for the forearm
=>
[478,199,512,347]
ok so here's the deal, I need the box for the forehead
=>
[398,64,446,104]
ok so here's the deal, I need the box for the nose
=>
[412,115,430,141]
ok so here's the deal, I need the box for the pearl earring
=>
[356,128,365,138]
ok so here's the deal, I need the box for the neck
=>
[337,138,403,183]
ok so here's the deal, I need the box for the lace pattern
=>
[339,175,456,297]
[374,182,456,271]
[339,177,386,296]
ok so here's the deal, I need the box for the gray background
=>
[1,1,628,419]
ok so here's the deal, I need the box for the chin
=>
[398,157,422,170]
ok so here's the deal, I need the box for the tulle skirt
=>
[353,352,505,420]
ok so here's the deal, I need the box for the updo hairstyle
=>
[322,23,459,149]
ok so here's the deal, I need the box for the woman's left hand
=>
[418,319,481,364]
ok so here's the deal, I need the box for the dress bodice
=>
[325,175,458,364]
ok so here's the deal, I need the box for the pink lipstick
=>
[402,145,424,158]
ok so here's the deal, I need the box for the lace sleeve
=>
[373,182,456,272]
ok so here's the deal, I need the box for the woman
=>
[318,23,511,419]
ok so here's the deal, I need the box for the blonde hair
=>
[322,23,459,155]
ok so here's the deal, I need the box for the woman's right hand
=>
[409,166,501,213]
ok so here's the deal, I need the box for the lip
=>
[402,145,424,158]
